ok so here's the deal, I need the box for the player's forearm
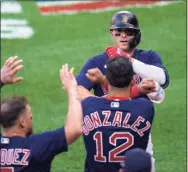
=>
[65,89,83,145]
[132,59,166,85]
[77,85,95,101]
[67,90,83,127]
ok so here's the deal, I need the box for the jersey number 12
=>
[93,132,134,162]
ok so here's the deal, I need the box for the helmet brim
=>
[110,23,140,31]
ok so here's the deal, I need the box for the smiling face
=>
[111,28,137,52]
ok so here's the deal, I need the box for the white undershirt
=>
[132,59,166,103]
[132,59,166,85]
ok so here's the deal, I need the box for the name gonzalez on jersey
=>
[82,110,151,136]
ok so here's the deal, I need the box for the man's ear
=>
[110,30,114,37]
[130,78,135,87]
[19,116,26,128]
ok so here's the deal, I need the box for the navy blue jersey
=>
[76,49,170,96]
[82,96,154,172]
[0,127,67,172]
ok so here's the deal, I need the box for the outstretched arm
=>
[30,64,83,161]
[105,46,169,88]
[132,59,166,85]
[86,68,165,103]
[60,64,83,145]
[77,85,95,101]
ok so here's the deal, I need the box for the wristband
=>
[130,85,139,98]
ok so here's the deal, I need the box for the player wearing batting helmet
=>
[110,11,141,50]
[76,10,169,172]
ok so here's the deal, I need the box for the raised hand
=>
[1,56,23,85]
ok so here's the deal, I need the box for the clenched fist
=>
[137,79,156,95]
[86,68,106,84]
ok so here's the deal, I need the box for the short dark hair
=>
[106,57,133,88]
[0,96,28,128]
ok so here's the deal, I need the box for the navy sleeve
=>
[76,58,98,91]
[29,127,67,161]
[148,51,170,89]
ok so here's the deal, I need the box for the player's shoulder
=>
[82,96,102,107]
[0,135,30,148]
[89,52,108,62]
[135,48,161,58]
[132,97,154,109]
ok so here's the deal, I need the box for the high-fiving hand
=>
[1,56,23,85]
[59,64,77,93]
[86,68,106,84]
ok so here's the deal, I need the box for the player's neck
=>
[107,87,131,99]
[122,48,135,56]
[1,127,27,137]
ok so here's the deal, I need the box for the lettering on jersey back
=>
[133,74,141,85]
[82,111,151,136]
[1,148,30,166]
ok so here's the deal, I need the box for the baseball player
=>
[76,11,169,171]
[0,64,82,172]
[81,57,155,172]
